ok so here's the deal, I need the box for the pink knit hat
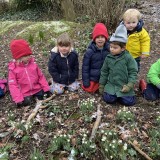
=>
[10,39,32,60]
[92,23,109,40]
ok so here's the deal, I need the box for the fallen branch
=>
[128,140,153,160]
[27,94,56,123]
[90,105,103,140]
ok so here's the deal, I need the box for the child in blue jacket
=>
[82,23,110,93]
[48,33,79,94]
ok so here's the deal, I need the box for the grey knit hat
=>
[110,24,127,43]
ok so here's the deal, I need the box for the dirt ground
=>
[0,0,160,160]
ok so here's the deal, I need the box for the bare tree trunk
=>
[61,0,76,21]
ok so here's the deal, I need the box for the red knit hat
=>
[10,39,32,60]
[92,23,109,40]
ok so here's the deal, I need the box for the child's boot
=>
[139,79,147,92]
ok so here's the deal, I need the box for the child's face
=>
[95,35,106,48]
[19,55,31,64]
[110,43,125,55]
[124,17,139,31]
[58,45,71,55]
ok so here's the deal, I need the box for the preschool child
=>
[82,23,110,93]
[139,59,160,101]
[99,24,138,106]
[48,33,79,94]
[8,39,51,107]
[122,8,150,71]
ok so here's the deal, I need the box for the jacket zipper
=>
[25,67,33,95]
[66,58,70,85]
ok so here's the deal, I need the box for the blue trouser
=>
[143,83,160,101]
[135,57,141,72]
[103,92,136,106]
[0,87,4,98]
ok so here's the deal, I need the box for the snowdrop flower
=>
[118,140,122,144]
[109,132,112,135]
[80,153,84,156]
[105,148,108,152]
[34,157,37,159]
[101,136,106,141]
[101,130,104,133]
[112,145,115,148]
[83,134,87,137]
[123,143,127,150]
[90,144,95,148]
[112,140,116,143]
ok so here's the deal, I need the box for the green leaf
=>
[128,148,137,156]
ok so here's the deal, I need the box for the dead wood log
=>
[26,94,55,123]
[90,105,103,140]
[128,140,153,160]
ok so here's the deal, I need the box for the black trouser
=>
[22,90,44,106]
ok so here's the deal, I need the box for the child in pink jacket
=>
[8,39,51,107]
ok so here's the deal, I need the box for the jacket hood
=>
[121,19,144,34]
[51,46,75,57]
[8,57,35,70]
[87,41,110,52]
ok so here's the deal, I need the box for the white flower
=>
[101,130,104,133]
[110,156,113,159]
[123,143,127,150]
[118,140,122,144]
[90,144,95,148]
[105,148,108,152]
[101,136,106,141]
[34,157,37,159]
[112,140,116,143]
[109,132,112,135]
[83,134,87,137]
[112,145,115,148]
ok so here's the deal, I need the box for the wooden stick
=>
[128,140,153,160]
[90,105,102,140]
[26,94,55,123]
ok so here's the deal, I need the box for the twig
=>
[26,94,56,123]
[128,140,153,160]
[90,105,103,141]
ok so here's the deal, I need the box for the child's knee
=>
[50,85,64,94]
[103,92,117,103]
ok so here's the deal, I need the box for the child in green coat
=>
[99,24,138,106]
[139,59,160,101]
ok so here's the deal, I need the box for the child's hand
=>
[121,83,134,93]
[99,85,104,94]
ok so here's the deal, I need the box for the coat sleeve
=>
[140,28,150,56]
[36,65,50,92]
[99,57,109,85]
[82,50,91,87]
[48,53,61,83]
[8,70,24,103]
[147,59,160,86]
[127,56,138,84]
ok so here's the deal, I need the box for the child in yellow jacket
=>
[122,9,150,71]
